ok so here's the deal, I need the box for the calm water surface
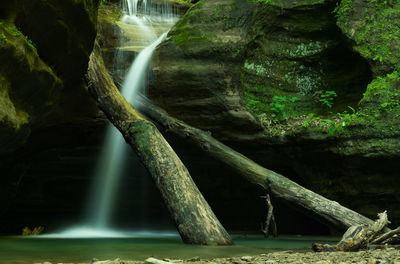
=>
[0,234,338,264]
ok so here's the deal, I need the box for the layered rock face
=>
[0,0,103,228]
[0,0,100,155]
[150,0,400,226]
[149,0,264,140]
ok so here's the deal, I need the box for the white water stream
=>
[49,0,179,238]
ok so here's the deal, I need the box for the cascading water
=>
[48,0,179,238]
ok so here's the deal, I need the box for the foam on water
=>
[40,227,178,238]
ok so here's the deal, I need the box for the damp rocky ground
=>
[34,247,400,264]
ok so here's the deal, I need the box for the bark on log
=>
[135,96,379,231]
[87,45,232,245]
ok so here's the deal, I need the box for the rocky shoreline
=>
[33,248,400,264]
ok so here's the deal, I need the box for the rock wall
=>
[149,0,400,227]
[0,0,103,228]
[149,0,264,140]
[0,0,100,155]
[1,0,399,234]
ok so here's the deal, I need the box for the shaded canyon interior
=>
[0,0,400,235]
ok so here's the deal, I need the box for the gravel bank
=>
[34,248,400,264]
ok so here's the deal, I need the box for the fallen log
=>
[135,96,379,231]
[313,211,399,252]
[313,211,389,251]
[87,43,232,245]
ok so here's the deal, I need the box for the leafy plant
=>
[99,0,108,7]
[25,36,36,50]
[0,33,6,43]
[12,30,22,37]
[319,90,337,108]
[347,105,356,113]
[269,96,299,123]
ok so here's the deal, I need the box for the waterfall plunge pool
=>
[0,234,338,264]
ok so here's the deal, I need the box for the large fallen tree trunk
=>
[135,96,381,231]
[87,45,232,245]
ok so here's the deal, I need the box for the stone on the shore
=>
[146,257,174,264]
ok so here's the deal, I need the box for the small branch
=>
[382,233,400,245]
[372,226,400,244]
[261,194,278,238]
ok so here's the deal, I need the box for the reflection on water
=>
[0,235,338,264]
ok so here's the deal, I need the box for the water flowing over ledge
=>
[48,0,179,238]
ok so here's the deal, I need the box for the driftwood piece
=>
[261,194,278,238]
[87,44,232,245]
[372,226,400,244]
[313,211,391,252]
[382,233,400,245]
[135,95,377,231]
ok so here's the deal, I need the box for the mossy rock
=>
[149,0,400,226]
[241,0,372,121]
[14,0,99,86]
[336,0,400,75]
[0,21,62,154]
[0,0,100,154]
[149,0,263,139]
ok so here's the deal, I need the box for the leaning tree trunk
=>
[87,45,232,245]
[135,96,381,231]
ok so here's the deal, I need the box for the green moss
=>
[360,71,400,114]
[99,0,107,7]
[171,1,212,46]
[171,28,210,46]
[0,33,6,42]
[333,0,352,29]
[336,0,400,75]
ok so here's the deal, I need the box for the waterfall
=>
[49,0,179,238]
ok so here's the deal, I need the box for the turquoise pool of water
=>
[0,234,338,264]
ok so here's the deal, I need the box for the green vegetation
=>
[269,96,299,123]
[333,0,352,25]
[319,90,337,108]
[254,70,400,140]
[25,36,36,50]
[0,33,6,43]
[336,0,400,74]
[171,1,208,46]
[361,71,400,113]
[99,0,107,7]
[248,0,273,4]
